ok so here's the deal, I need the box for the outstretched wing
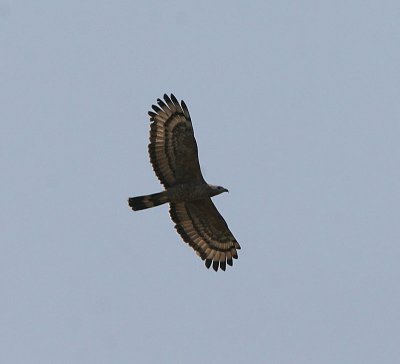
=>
[169,199,241,271]
[148,94,205,188]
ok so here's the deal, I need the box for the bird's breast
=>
[167,183,210,202]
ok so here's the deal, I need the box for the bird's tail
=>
[128,191,170,211]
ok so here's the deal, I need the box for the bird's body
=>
[130,183,227,210]
[128,94,240,271]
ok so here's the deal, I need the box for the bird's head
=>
[208,184,229,197]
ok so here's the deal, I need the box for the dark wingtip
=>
[163,94,173,107]
[180,100,191,119]
[157,98,167,108]
[170,94,178,104]
[151,104,161,113]
[212,260,219,272]
[148,111,157,119]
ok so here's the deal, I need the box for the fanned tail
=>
[128,191,170,211]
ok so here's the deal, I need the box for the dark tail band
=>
[128,191,169,211]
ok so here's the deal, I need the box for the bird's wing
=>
[169,198,241,271]
[148,94,205,188]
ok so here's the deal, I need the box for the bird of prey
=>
[128,94,240,271]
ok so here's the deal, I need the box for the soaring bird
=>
[128,94,240,271]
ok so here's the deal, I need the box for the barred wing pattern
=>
[148,94,205,188]
[170,199,241,271]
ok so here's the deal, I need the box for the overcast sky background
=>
[2,1,400,363]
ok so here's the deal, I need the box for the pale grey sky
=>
[1,1,400,363]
